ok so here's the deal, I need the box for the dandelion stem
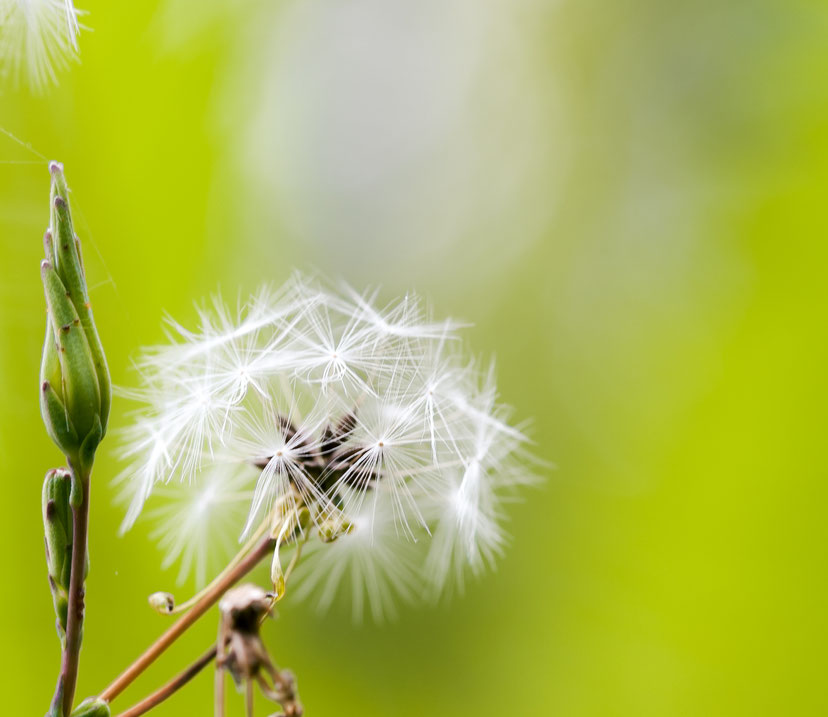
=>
[245,679,255,717]
[163,513,273,616]
[117,525,309,716]
[113,646,217,717]
[215,654,226,717]
[99,534,276,703]
[48,467,91,717]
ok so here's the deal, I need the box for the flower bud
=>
[318,518,354,543]
[148,591,176,615]
[40,162,110,468]
[70,697,111,717]
[43,469,72,584]
[41,468,88,641]
[295,506,311,533]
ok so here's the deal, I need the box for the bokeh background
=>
[2,0,827,714]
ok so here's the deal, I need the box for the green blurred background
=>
[2,0,827,714]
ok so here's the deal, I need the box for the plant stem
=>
[215,653,226,717]
[49,467,91,717]
[115,530,308,716]
[163,509,273,616]
[100,534,276,703]
[113,646,217,717]
[245,679,254,717]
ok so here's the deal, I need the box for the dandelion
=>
[0,0,83,90]
[119,272,536,617]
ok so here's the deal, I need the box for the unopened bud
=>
[42,468,78,639]
[148,591,176,615]
[295,507,311,533]
[40,162,110,469]
[43,469,73,588]
[318,518,354,543]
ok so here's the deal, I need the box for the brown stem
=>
[215,653,226,717]
[245,679,255,717]
[100,535,276,703]
[214,663,225,717]
[163,515,272,616]
[113,646,218,717]
[49,469,91,717]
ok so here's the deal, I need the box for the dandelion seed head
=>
[118,273,537,615]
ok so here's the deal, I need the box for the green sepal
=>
[54,593,69,642]
[69,697,110,717]
[49,165,86,305]
[78,414,103,482]
[41,321,63,399]
[43,229,57,269]
[80,303,111,436]
[72,237,110,436]
[41,380,78,458]
[41,259,101,446]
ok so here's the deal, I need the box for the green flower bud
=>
[296,506,311,533]
[318,518,354,543]
[69,697,110,717]
[42,468,88,640]
[43,469,72,587]
[40,162,110,468]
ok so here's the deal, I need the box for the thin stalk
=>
[113,646,217,717]
[162,502,278,616]
[125,532,310,717]
[245,680,255,717]
[100,534,276,703]
[49,468,91,717]
[214,652,225,717]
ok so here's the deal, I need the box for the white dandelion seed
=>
[232,395,332,536]
[145,464,257,588]
[118,274,536,616]
[327,388,438,540]
[0,0,83,90]
[292,496,421,622]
